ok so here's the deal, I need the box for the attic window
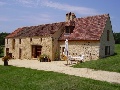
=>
[107,30,110,41]
[65,26,74,34]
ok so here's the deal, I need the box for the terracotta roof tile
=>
[6,22,65,38]
[7,14,109,41]
[59,14,109,41]
[6,28,23,38]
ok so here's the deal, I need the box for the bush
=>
[38,54,50,62]
[0,46,3,55]
[2,55,11,62]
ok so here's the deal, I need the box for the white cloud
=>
[15,0,39,7]
[15,0,99,15]
[41,0,98,15]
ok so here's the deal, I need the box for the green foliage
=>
[2,55,11,61]
[74,44,120,72]
[0,32,9,45]
[113,33,120,44]
[38,54,50,62]
[0,65,120,90]
[0,46,3,55]
[55,50,60,61]
[0,46,4,57]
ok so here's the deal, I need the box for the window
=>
[19,48,22,59]
[12,39,15,49]
[105,46,110,55]
[41,38,42,42]
[65,26,74,34]
[7,39,8,44]
[19,39,21,44]
[107,30,110,41]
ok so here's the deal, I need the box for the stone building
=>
[5,12,115,61]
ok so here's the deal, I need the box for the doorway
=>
[32,45,42,58]
[105,46,110,56]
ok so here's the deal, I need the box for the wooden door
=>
[32,45,42,58]
[36,46,42,58]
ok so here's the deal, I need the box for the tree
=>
[0,32,9,45]
[113,33,120,44]
[0,46,3,55]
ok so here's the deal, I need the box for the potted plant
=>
[39,54,44,62]
[2,55,11,66]
[39,54,50,62]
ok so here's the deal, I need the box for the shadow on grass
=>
[111,53,117,56]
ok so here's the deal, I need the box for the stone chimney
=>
[66,12,76,21]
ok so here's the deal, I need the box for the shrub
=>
[0,46,3,55]
[2,55,11,61]
[38,54,50,62]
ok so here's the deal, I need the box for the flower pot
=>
[4,60,8,66]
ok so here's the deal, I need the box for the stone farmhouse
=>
[5,12,115,61]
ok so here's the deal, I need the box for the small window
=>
[65,27,69,33]
[12,39,15,49]
[107,30,110,41]
[7,39,8,44]
[41,38,42,42]
[65,26,74,34]
[19,39,21,44]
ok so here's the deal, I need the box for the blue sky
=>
[0,0,120,33]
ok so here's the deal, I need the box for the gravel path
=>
[0,59,120,84]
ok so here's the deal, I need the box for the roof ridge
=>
[75,14,109,20]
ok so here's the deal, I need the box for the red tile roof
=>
[6,28,23,38]
[6,22,65,38]
[59,14,109,41]
[6,14,109,41]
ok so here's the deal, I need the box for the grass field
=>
[0,65,120,90]
[73,44,120,72]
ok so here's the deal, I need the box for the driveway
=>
[0,58,120,84]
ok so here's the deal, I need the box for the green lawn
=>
[73,44,120,72]
[0,65,120,90]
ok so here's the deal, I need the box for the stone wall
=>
[59,40,100,61]
[5,36,53,60]
[100,17,115,58]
